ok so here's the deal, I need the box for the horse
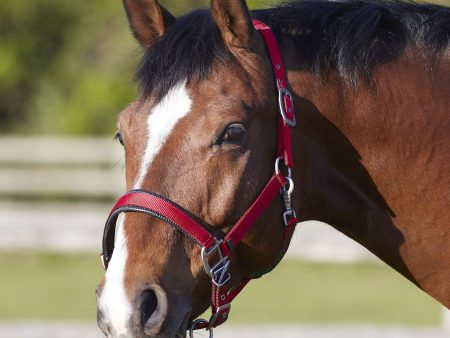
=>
[96,0,450,337]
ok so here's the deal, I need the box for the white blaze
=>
[98,216,131,336]
[134,81,193,188]
[99,82,192,335]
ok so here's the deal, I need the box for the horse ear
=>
[211,0,255,50]
[123,0,175,48]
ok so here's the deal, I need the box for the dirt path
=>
[0,322,447,338]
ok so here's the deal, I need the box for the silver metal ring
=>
[284,176,294,195]
[274,157,292,177]
[189,319,212,338]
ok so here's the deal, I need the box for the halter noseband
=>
[101,19,298,336]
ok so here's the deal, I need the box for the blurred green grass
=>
[230,260,441,325]
[0,253,441,325]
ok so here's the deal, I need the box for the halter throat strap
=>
[101,19,297,335]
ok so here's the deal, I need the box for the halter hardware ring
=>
[284,176,295,195]
[189,319,213,338]
[208,303,231,328]
[275,157,292,177]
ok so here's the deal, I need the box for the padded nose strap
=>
[102,190,217,269]
[102,173,287,269]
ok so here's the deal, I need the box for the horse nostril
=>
[139,285,168,336]
[141,289,158,328]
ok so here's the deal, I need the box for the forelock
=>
[137,9,232,103]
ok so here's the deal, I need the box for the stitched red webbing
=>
[102,190,217,268]
[114,191,215,245]
[220,173,286,256]
[253,19,295,168]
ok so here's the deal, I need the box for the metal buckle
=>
[278,88,296,127]
[208,303,231,328]
[275,157,296,226]
[281,178,296,226]
[283,209,297,226]
[201,240,231,287]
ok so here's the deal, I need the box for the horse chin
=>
[174,314,189,338]
[157,310,189,338]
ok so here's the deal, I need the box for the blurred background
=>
[0,0,448,337]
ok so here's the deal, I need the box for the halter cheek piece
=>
[101,19,298,337]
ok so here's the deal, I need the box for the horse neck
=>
[284,43,450,306]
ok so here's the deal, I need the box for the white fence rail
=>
[0,137,125,198]
[0,136,380,262]
[1,137,448,328]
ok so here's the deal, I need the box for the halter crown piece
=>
[101,19,298,338]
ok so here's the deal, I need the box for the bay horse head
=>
[96,0,450,337]
[96,1,295,337]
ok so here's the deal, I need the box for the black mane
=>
[138,0,450,99]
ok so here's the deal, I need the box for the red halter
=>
[101,19,297,336]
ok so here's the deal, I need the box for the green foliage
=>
[0,1,137,135]
[0,0,448,135]
[0,1,271,135]
[0,0,278,135]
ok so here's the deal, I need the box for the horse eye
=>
[114,131,125,147]
[218,124,246,145]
